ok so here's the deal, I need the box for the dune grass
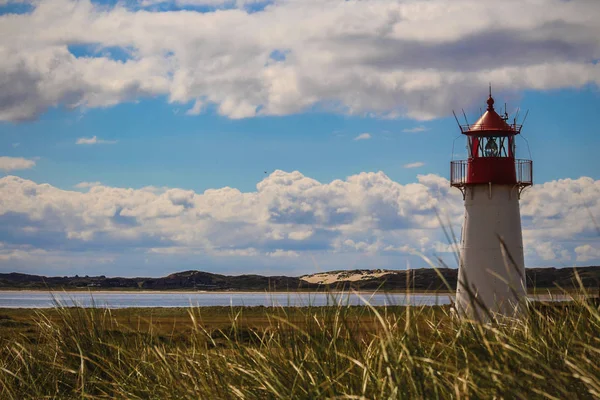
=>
[0,291,599,399]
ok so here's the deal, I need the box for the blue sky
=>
[0,0,599,277]
[3,88,598,193]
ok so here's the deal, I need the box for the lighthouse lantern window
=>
[476,136,509,158]
[485,138,499,157]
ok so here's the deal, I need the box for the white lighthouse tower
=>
[450,90,532,320]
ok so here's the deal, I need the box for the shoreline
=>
[0,289,455,295]
[0,289,588,301]
[0,288,589,295]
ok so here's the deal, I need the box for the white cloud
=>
[383,244,415,254]
[74,181,102,189]
[575,244,600,262]
[0,170,461,274]
[353,133,372,141]
[212,248,260,257]
[267,249,300,258]
[531,241,571,262]
[139,0,266,8]
[288,230,314,240]
[76,136,117,145]
[521,177,600,242]
[0,247,115,269]
[0,156,36,172]
[403,162,425,169]
[0,171,597,275]
[2,0,599,121]
[402,126,428,133]
[431,241,457,254]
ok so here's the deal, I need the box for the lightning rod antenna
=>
[520,110,529,129]
[461,108,469,126]
[452,110,462,130]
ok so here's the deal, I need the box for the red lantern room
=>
[451,90,532,198]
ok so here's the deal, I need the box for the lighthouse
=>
[450,90,532,319]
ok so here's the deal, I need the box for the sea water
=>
[0,291,453,308]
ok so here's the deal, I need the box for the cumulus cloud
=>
[288,230,314,240]
[267,249,300,258]
[74,181,102,189]
[0,171,598,275]
[0,156,36,172]
[575,244,600,262]
[1,0,599,121]
[353,133,372,141]
[531,241,571,262]
[0,170,461,273]
[139,0,266,8]
[76,136,117,145]
[520,177,600,267]
[402,126,428,133]
[521,177,600,242]
[403,162,425,169]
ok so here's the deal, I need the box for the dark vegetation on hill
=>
[1,266,599,291]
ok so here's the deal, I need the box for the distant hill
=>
[0,266,599,292]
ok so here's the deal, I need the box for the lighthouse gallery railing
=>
[450,159,532,187]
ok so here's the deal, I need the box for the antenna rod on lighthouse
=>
[521,110,530,128]
[452,110,462,130]
[461,109,469,126]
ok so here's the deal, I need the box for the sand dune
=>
[300,269,392,285]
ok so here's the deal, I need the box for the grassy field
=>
[0,296,599,399]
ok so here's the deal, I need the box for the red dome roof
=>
[468,95,515,133]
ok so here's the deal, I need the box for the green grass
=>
[0,295,599,399]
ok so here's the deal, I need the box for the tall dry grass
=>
[0,289,599,399]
